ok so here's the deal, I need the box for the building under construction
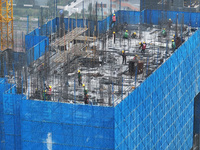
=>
[0,0,200,149]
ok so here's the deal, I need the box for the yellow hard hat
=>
[42,63,44,66]
[78,70,80,73]
[173,34,175,37]
[126,30,128,32]
[139,42,141,45]
[49,86,52,88]
[134,32,136,35]
[113,31,115,34]
[122,50,124,53]
[45,90,46,92]
[82,84,85,87]
[143,42,145,44]
[172,39,174,42]
[113,14,115,16]
[163,28,165,30]
[169,18,171,20]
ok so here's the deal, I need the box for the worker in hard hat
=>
[168,18,172,29]
[123,30,129,39]
[171,39,176,52]
[78,70,82,86]
[47,85,52,100]
[139,42,146,53]
[113,31,116,44]
[162,28,167,37]
[133,55,139,62]
[110,13,116,27]
[122,50,126,64]
[131,32,137,38]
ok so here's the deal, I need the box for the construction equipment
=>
[0,0,14,51]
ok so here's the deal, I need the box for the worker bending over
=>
[131,32,137,38]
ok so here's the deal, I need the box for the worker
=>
[34,88,40,99]
[168,18,172,29]
[171,39,176,52]
[84,94,89,104]
[43,90,47,100]
[110,13,116,27]
[47,86,52,100]
[113,31,116,44]
[139,42,146,53]
[133,55,139,62]
[172,34,175,40]
[122,50,126,64]
[78,70,82,86]
[123,30,129,39]
[131,32,137,38]
[83,84,88,96]
[162,28,166,37]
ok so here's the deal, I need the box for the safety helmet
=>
[113,14,115,16]
[49,86,52,89]
[132,86,135,89]
[42,63,44,66]
[139,42,141,45]
[163,28,165,30]
[113,31,115,34]
[122,50,124,53]
[172,39,174,42]
[82,84,85,87]
[143,42,145,44]
[126,30,128,32]
[78,70,80,73]
[134,32,136,35]
[173,34,175,37]
[136,55,138,57]
[169,18,171,21]
[45,90,46,92]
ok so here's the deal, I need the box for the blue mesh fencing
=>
[114,29,200,150]
[26,37,49,66]
[145,9,200,27]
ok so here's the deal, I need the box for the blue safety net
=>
[20,100,114,149]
